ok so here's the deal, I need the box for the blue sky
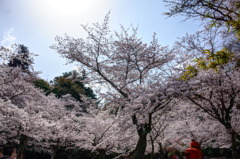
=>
[0,0,201,81]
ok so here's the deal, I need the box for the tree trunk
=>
[98,149,106,159]
[93,149,106,159]
[150,136,154,159]
[224,122,239,159]
[50,144,60,159]
[51,151,56,159]
[132,125,151,159]
[131,113,152,159]
[17,135,28,159]
[231,130,239,159]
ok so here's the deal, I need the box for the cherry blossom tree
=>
[51,13,175,159]
[77,110,119,159]
[162,100,230,151]
[0,45,91,159]
[177,70,240,158]
[36,103,84,159]
[168,27,240,158]
[146,107,169,159]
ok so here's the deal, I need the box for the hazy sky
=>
[0,0,201,81]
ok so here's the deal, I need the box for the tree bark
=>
[131,112,152,159]
[231,130,239,159]
[158,143,168,159]
[17,135,28,159]
[150,135,155,159]
[223,122,239,159]
[132,124,151,159]
[98,149,106,159]
[50,151,56,159]
[133,130,147,159]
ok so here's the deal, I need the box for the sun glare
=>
[24,0,112,36]
[44,0,96,17]
[28,0,105,21]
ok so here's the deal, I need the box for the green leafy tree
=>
[164,0,240,81]
[50,70,97,101]
[164,0,240,37]
[35,70,96,102]
[34,79,52,95]
[180,48,235,80]
[8,44,34,72]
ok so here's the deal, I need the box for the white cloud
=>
[1,28,16,47]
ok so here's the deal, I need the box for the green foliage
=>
[51,76,85,101]
[180,48,234,80]
[179,65,198,80]
[200,49,234,70]
[227,19,240,39]
[164,0,240,38]
[35,70,97,102]
[8,44,34,72]
[34,79,52,95]
[51,70,97,101]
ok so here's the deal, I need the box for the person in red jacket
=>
[185,139,202,159]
